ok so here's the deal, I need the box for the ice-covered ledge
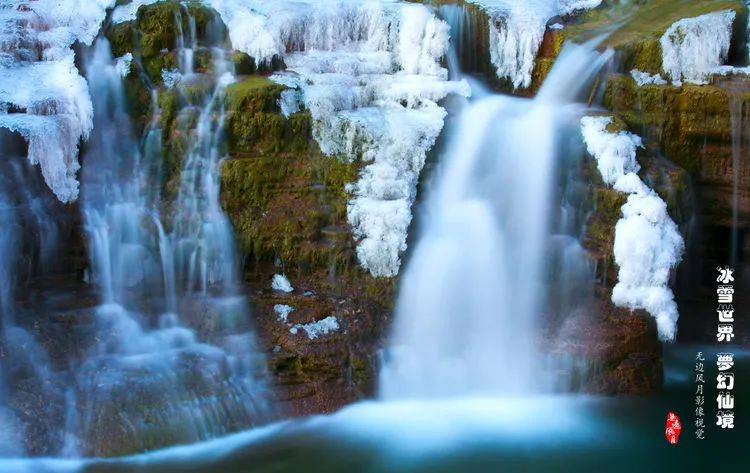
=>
[581,116,684,341]
[209,0,470,277]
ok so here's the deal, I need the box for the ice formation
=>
[468,0,601,88]
[161,68,183,88]
[115,53,133,77]
[271,274,293,293]
[581,116,684,341]
[0,0,116,203]
[710,64,750,77]
[213,0,470,277]
[273,304,294,323]
[290,316,339,339]
[660,10,735,85]
[630,69,667,86]
[111,0,161,24]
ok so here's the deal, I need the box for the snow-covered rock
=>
[213,0,470,277]
[660,10,735,85]
[581,116,684,342]
[290,316,339,339]
[0,0,116,203]
[468,0,602,88]
[271,274,293,292]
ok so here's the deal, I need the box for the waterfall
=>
[380,41,611,398]
[65,27,272,454]
[0,130,66,456]
[171,56,237,296]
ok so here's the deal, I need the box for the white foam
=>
[581,116,684,341]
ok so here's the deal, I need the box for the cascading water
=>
[0,5,271,456]
[380,41,612,398]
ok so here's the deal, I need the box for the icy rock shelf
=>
[204,0,471,277]
[630,9,745,87]
[0,0,117,203]
[5,0,729,281]
[467,0,602,88]
[580,116,684,342]
[660,9,736,85]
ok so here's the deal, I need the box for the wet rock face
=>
[219,76,394,416]
[604,75,750,230]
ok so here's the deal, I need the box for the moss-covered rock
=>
[564,0,747,75]
[223,77,314,155]
[217,75,395,415]
[232,51,256,75]
[105,0,228,85]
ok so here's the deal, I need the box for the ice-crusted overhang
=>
[208,0,471,278]
[0,0,115,203]
[660,9,735,85]
[580,116,684,342]
[466,0,602,89]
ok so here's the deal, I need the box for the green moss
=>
[623,38,663,74]
[185,1,227,45]
[594,187,628,223]
[602,74,746,177]
[565,0,747,75]
[107,21,136,58]
[530,58,555,92]
[123,74,152,131]
[220,149,359,271]
[232,51,256,75]
[225,76,285,112]
[223,76,309,155]
[137,1,182,59]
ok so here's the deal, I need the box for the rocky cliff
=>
[97,0,749,419]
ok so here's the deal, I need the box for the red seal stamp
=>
[665,412,682,444]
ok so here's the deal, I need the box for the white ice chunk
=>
[111,0,161,24]
[273,304,294,323]
[161,69,182,89]
[468,0,602,88]
[0,0,115,202]
[630,69,667,86]
[115,53,133,77]
[290,316,339,339]
[271,274,293,293]
[580,116,642,186]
